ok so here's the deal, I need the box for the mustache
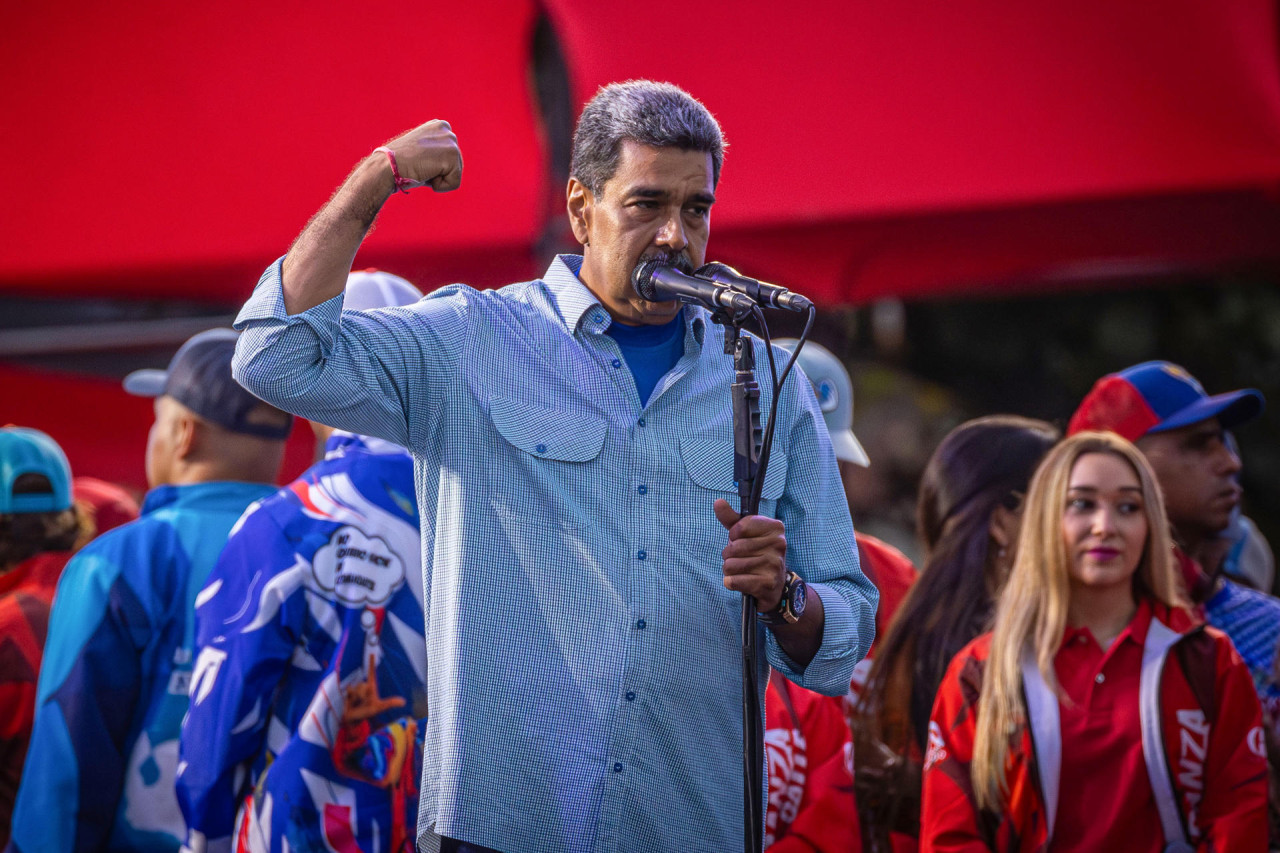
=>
[637,251,695,276]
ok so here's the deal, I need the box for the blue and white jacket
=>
[10,481,277,853]
[177,433,424,853]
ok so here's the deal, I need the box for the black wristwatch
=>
[758,571,807,626]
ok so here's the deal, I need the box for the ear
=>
[566,178,594,247]
[988,504,1019,550]
[173,412,200,461]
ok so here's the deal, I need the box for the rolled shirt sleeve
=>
[232,257,471,448]
[764,358,878,696]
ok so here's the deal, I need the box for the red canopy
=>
[545,0,1280,301]
[5,0,1280,491]
[0,0,547,300]
[4,0,1280,303]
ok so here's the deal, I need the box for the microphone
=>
[632,259,755,312]
[695,262,813,312]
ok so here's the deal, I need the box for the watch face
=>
[791,579,807,616]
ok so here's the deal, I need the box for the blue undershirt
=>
[605,310,686,407]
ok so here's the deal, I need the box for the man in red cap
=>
[1070,359,1279,840]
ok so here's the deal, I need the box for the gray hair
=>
[570,80,726,197]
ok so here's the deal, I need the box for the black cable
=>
[749,304,817,510]
[733,300,818,853]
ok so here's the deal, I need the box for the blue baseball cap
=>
[123,329,293,440]
[0,426,73,514]
[1069,360,1264,441]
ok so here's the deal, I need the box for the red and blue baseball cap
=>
[1068,361,1264,441]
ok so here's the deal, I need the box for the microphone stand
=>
[711,306,765,853]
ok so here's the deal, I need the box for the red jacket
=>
[921,607,1267,853]
[844,534,920,852]
[857,534,918,657]
[0,550,72,847]
[766,673,858,851]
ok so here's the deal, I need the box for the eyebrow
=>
[1066,485,1144,493]
[628,187,716,205]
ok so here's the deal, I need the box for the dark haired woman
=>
[850,416,1058,851]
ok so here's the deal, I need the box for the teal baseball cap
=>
[0,426,73,514]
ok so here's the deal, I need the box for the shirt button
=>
[637,550,647,560]
[626,691,637,702]
[636,619,646,630]
[637,485,648,495]
[613,762,624,773]
[611,358,622,369]
[535,443,547,454]
[1095,673,1106,684]
[638,417,646,427]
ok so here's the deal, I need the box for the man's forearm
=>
[769,586,825,668]
[281,154,395,315]
[278,120,463,316]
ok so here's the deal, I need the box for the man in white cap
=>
[775,340,915,637]
[178,271,428,853]
[765,341,916,850]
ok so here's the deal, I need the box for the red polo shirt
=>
[1052,599,1161,852]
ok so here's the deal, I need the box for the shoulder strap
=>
[1020,649,1061,843]
[1139,618,1194,853]
[1024,622,1196,853]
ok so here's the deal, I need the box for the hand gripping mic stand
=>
[710,302,768,853]
[707,287,815,853]
[634,256,815,852]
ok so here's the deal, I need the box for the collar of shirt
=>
[140,481,277,516]
[545,254,706,346]
[1062,596,1154,653]
[1173,545,1217,605]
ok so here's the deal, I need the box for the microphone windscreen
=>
[631,258,663,301]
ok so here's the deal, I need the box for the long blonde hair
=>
[970,431,1186,810]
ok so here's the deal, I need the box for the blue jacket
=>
[10,481,277,853]
[177,434,424,853]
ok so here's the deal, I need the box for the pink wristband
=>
[374,146,413,194]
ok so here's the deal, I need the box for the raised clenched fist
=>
[378,119,463,193]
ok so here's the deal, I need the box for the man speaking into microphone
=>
[231,80,876,853]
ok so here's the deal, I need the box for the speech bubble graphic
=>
[312,526,406,607]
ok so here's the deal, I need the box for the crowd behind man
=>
[1,79,1277,852]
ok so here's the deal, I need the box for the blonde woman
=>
[920,432,1267,852]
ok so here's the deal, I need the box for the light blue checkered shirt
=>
[232,255,876,853]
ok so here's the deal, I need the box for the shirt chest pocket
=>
[678,432,788,519]
[487,395,608,529]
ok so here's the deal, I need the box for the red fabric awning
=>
[546,0,1280,300]
[4,1,1279,303]
[0,0,547,301]
[0,363,316,493]
[5,2,1280,492]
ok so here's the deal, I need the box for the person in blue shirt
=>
[177,271,426,853]
[231,80,877,852]
[9,329,292,852]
